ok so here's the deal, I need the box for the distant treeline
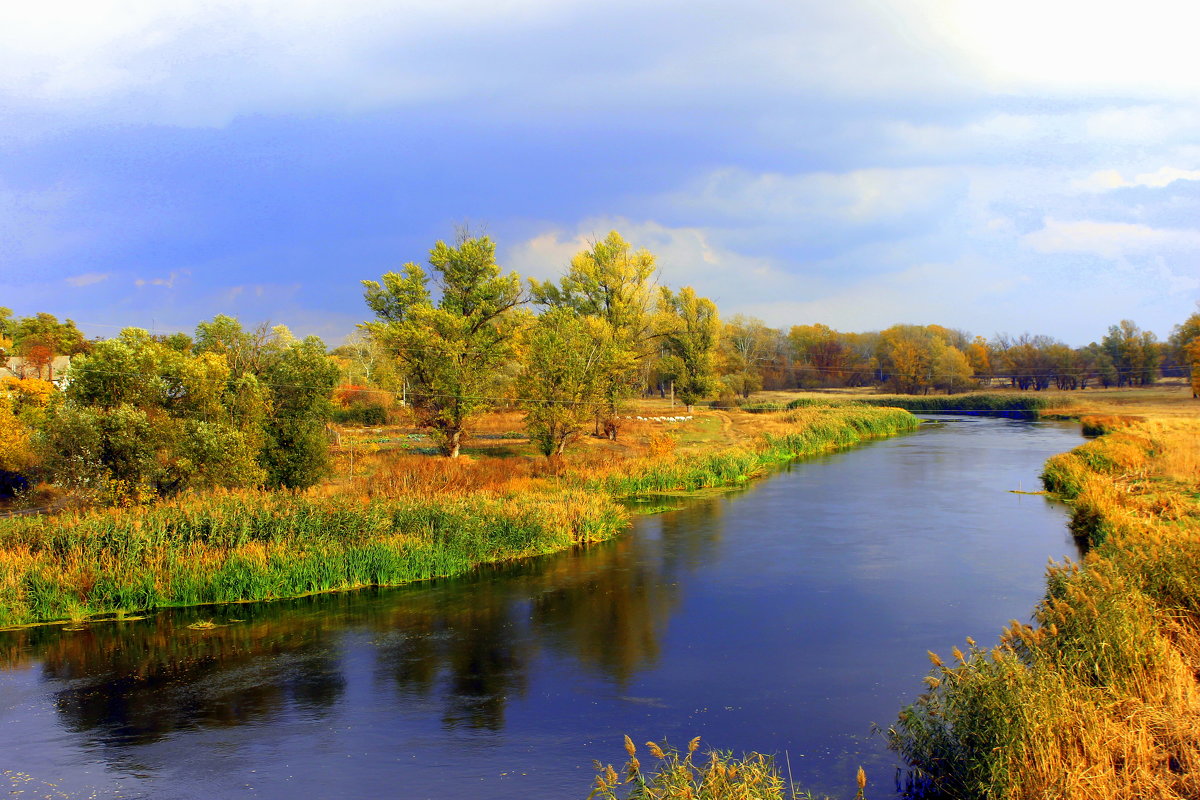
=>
[3,230,1199,505]
[715,317,1200,398]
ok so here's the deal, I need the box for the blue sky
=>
[2,0,1198,346]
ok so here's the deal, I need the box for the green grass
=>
[0,490,624,627]
[595,406,918,497]
[782,393,1051,413]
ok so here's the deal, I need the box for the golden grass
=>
[893,409,1200,800]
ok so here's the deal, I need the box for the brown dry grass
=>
[895,411,1200,800]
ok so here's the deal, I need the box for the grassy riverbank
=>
[0,404,917,627]
[890,404,1200,799]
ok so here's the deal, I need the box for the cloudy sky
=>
[2,0,1199,346]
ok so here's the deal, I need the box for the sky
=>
[2,0,1199,347]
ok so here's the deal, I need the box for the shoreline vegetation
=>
[0,404,917,628]
[590,383,1200,800]
[888,393,1200,799]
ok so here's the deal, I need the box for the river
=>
[0,415,1083,799]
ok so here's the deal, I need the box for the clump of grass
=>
[593,406,917,497]
[892,416,1200,800]
[588,735,839,800]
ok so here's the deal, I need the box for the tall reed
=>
[891,417,1200,800]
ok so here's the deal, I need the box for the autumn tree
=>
[1186,339,1200,398]
[719,315,779,398]
[789,323,871,388]
[877,325,939,394]
[11,312,88,362]
[530,231,656,438]
[517,308,619,456]
[363,232,524,457]
[964,336,992,384]
[931,344,974,393]
[1169,309,1200,386]
[655,287,720,410]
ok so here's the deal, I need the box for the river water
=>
[0,416,1082,799]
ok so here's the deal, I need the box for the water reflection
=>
[0,498,725,748]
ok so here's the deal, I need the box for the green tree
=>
[45,328,270,496]
[0,307,12,359]
[530,231,656,437]
[363,233,525,457]
[655,287,720,410]
[11,312,88,356]
[1101,320,1159,387]
[257,329,340,487]
[517,308,618,456]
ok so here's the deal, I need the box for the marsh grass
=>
[892,415,1200,800]
[0,405,918,626]
[594,406,917,497]
[588,736,838,800]
[0,488,624,627]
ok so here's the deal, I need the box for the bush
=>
[332,405,389,426]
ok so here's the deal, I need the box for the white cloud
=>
[1023,218,1200,259]
[667,167,964,229]
[1073,166,1200,193]
[134,269,190,288]
[935,1,1200,97]
[64,272,111,287]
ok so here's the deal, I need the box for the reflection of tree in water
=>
[371,582,530,731]
[0,494,727,747]
[528,497,724,685]
[0,608,347,747]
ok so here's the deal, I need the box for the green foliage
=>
[596,406,917,496]
[35,320,336,497]
[10,312,88,356]
[655,287,720,409]
[332,405,389,426]
[257,332,339,488]
[363,233,525,457]
[530,231,657,435]
[517,308,619,456]
[1099,320,1160,387]
[824,394,1050,413]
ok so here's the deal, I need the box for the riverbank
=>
[0,404,918,627]
[890,403,1200,799]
